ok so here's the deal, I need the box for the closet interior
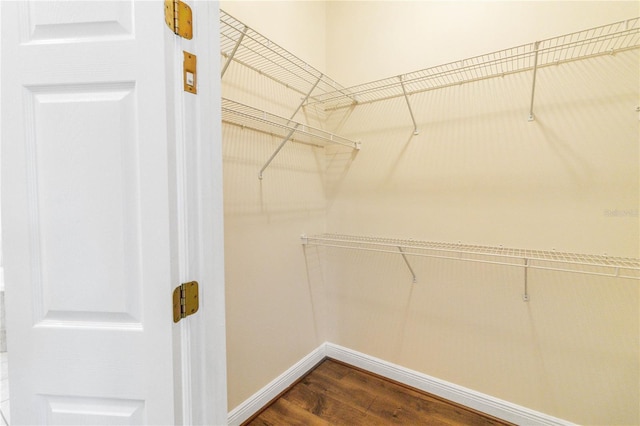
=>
[220,10,360,180]
[220,4,639,425]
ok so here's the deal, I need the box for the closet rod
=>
[301,235,640,281]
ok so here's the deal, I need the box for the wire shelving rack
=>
[220,10,362,179]
[302,234,640,299]
[222,98,360,150]
[220,10,353,103]
[220,12,639,171]
[222,99,360,179]
[310,18,640,111]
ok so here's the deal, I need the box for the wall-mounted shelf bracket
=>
[291,74,322,120]
[522,258,530,301]
[398,246,417,283]
[221,24,247,78]
[258,74,323,180]
[528,42,540,122]
[259,124,299,180]
[399,75,420,135]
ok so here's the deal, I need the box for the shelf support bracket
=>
[258,75,322,180]
[399,76,419,135]
[528,42,540,122]
[221,25,248,78]
[522,258,530,301]
[398,246,417,283]
[289,74,323,122]
[259,124,299,180]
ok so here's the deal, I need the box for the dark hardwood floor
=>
[244,358,514,425]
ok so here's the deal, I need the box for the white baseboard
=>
[227,344,326,426]
[325,342,574,426]
[228,342,574,426]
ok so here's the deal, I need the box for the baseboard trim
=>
[227,344,326,425]
[325,342,574,426]
[228,342,574,426]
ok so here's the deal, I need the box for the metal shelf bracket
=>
[522,258,530,301]
[258,75,322,180]
[291,74,322,122]
[398,246,417,283]
[259,124,299,180]
[528,42,540,122]
[221,25,247,78]
[399,76,420,135]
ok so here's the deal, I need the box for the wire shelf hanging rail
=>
[221,98,361,150]
[310,17,640,110]
[222,99,361,179]
[301,234,640,282]
[220,10,355,104]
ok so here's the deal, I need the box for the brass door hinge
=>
[165,0,193,40]
[173,281,199,323]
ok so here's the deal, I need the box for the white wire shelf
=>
[222,98,360,149]
[301,234,640,283]
[310,18,640,110]
[222,99,361,179]
[220,10,354,104]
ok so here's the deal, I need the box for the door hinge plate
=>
[173,281,199,323]
[165,0,193,40]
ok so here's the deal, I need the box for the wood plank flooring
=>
[244,359,514,426]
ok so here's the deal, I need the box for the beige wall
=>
[326,1,640,86]
[220,0,330,410]
[221,1,640,423]
[221,0,327,72]
[321,53,639,424]
[322,1,639,424]
[324,55,639,257]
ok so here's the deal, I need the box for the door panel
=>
[22,1,134,43]
[2,1,180,424]
[40,395,145,426]
[27,83,141,328]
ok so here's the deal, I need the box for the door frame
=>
[169,1,227,424]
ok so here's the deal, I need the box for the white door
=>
[0,1,227,425]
